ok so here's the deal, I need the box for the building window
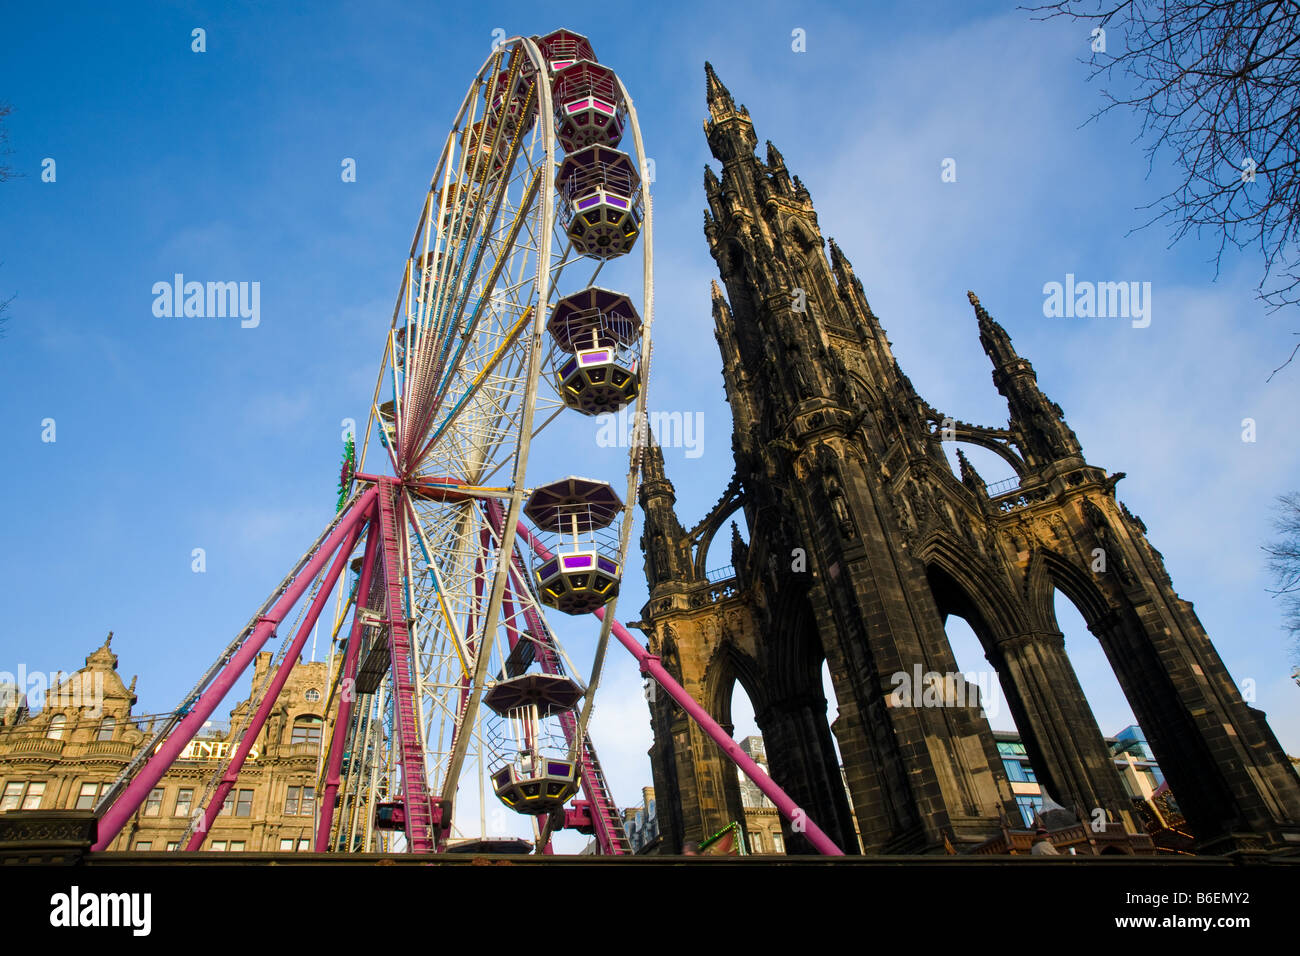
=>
[235,789,254,817]
[228,840,245,852]
[284,785,315,815]
[305,689,321,702]
[772,833,784,853]
[279,838,294,851]
[1015,795,1044,827]
[298,839,310,851]
[750,833,763,853]
[291,717,323,747]
[47,714,66,740]
[143,788,164,816]
[135,841,152,851]
[75,782,100,810]
[219,793,233,816]
[1,781,46,811]
[166,842,178,852]
[174,788,194,817]
[1,782,23,811]
[1002,758,1036,783]
[97,718,116,742]
[211,841,227,852]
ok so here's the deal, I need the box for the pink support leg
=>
[517,521,845,857]
[92,487,378,851]
[185,516,364,850]
[316,508,382,850]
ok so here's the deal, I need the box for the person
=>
[682,840,700,856]
[1030,826,1060,856]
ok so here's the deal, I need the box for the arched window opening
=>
[941,613,1041,825]
[291,716,324,748]
[1053,591,1135,733]
[940,442,1019,497]
[730,680,776,855]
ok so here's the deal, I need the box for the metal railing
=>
[985,476,1020,497]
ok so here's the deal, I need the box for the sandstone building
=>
[0,634,332,852]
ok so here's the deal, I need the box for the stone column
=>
[758,694,858,854]
[991,629,1137,831]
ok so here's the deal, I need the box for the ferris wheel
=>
[332,28,654,853]
[89,29,844,858]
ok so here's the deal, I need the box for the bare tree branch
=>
[0,287,12,339]
[1026,1,1300,368]
[0,101,14,338]
[0,101,14,183]
[1263,491,1300,651]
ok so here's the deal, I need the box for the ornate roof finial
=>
[968,290,1017,365]
[955,448,987,493]
[87,632,118,668]
[704,61,736,113]
[829,238,851,271]
[642,428,666,482]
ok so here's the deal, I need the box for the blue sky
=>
[2,1,1298,848]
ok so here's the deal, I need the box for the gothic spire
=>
[703,162,721,204]
[729,519,749,577]
[705,61,737,117]
[642,429,668,486]
[710,279,730,332]
[956,448,988,497]
[638,433,693,591]
[967,291,1082,465]
[969,290,1019,371]
[764,140,792,195]
[704,62,756,162]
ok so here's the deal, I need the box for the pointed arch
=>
[701,633,765,733]
[917,532,1030,644]
[762,582,827,704]
[1026,548,1113,631]
[782,215,819,254]
[690,476,746,579]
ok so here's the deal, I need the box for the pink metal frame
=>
[316,507,381,850]
[92,480,844,856]
[515,521,845,856]
[92,487,379,852]
[183,514,366,849]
